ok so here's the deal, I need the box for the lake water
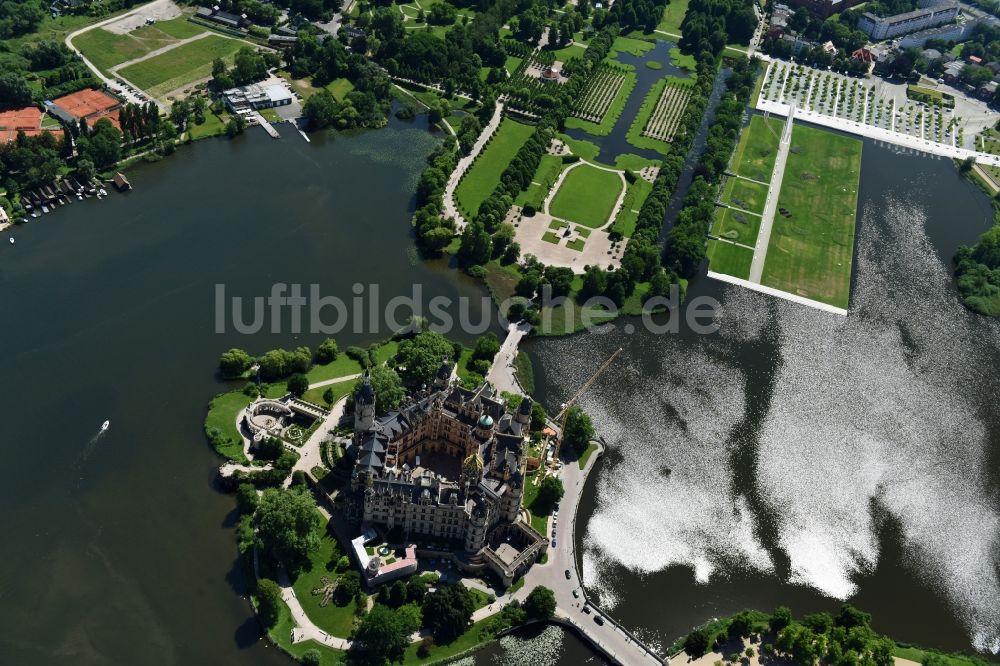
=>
[2,110,998,666]
[0,115,497,665]
[525,136,1000,657]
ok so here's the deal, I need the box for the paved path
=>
[748,103,794,284]
[282,395,349,488]
[309,373,362,390]
[442,102,505,229]
[485,322,532,395]
[65,0,171,109]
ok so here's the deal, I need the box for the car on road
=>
[551,538,557,547]
[594,615,605,626]
[572,589,579,598]
[564,569,571,579]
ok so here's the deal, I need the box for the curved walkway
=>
[442,101,505,229]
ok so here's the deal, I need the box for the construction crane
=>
[551,346,623,464]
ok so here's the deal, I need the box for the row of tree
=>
[954,216,1000,316]
[219,339,341,381]
[664,57,757,278]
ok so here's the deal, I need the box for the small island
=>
[205,328,645,665]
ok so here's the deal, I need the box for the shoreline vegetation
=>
[675,606,996,666]
[208,326,590,666]
[953,168,1000,316]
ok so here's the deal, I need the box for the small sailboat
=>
[100,420,110,431]
[9,237,14,244]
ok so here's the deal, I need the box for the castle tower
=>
[433,358,453,390]
[354,370,376,433]
[500,466,525,523]
[464,498,488,552]
[515,397,533,427]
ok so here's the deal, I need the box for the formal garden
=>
[641,78,694,143]
[567,63,634,134]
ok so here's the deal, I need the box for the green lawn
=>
[205,389,253,462]
[710,206,762,246]
[118,35,247,97]
[454,118,535,217]
[72,27,170,74]
[720,176,769,215]
[761,125,862,309]
[657,0,690,35]
[607,35,655,59]
[547,42,587,62]
[549,165,623,228]
[566,68,637,137]
[514,154,565,209]
[291,520,359,638]
[707,240,754,280]
[505,54,524,73]
[670,47,697,72]
[609,178,653,237]
[625,78,671,155]
[542,231,560,244]
[188,111,230,140]
[155,15,206,39]
[401,616,494,665]
[267,597,344,665]
[567,238,585,251]
[557,133,600,161]
[731,114,783,182]
[302,378,355,409]
[578,441,598,469]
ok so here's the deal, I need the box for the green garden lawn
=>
[514,154,564,209]
[657,0,690,35]
[549,165,623,228]
[291,520,359,638]
[707,240,753,280]
[732,115,783,182]
[761,125,862,309]
[710,206,762,247]
[72,27,171,73]
[454,118,535,217]
[118,34,247,97]
[609,178,652,237]
[720,176,769,215]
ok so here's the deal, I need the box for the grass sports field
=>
[549,164,623,228]
[455,117,535,217]
[707,241,753,280]
[760,125,862,309]
[720,176,769,215]
[731,114,783,182]
[72,16,205,74]
[118,35,247,98]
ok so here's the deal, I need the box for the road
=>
[748,103,794,284]
[64,0,174,110]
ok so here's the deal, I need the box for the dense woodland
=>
[955,217,1000,316]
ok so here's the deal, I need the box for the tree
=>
[316,337,339,364]
[304,89,339,129]
[236,483,259,514]
[287,372,310,397]
[354,365,405,413]
[256,578,283,628]
[472,332,500,361]
[388,579,407,607]
[220,348,253,378]
[534,476,564,515]
[422,585,475,643]
[226,115,246,137]
[233,46,268,85]
[684,628,711,657]
[769,606,792,633]
[301,648,322,666]
[530,401,547,431]
[562,406,594,456]
[253,487,322,571]
[336,570,362,606]
[522,585,556,620]
[406,577,426,604]
[349,604,418,665]
[835,604,871,630]
[394,331,455,385]
[75,158,96,183]
[0,72,33,109]
[322,387,335,405]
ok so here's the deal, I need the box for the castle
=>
[347,362,547,586]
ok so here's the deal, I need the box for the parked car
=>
[564,569,571,579]
[582,605,591,614]
[551,538,557,547]
[572,589,580,598]
[595,615,605,626]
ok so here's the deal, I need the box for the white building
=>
[857,3,959,40]
[223,83,293,113]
